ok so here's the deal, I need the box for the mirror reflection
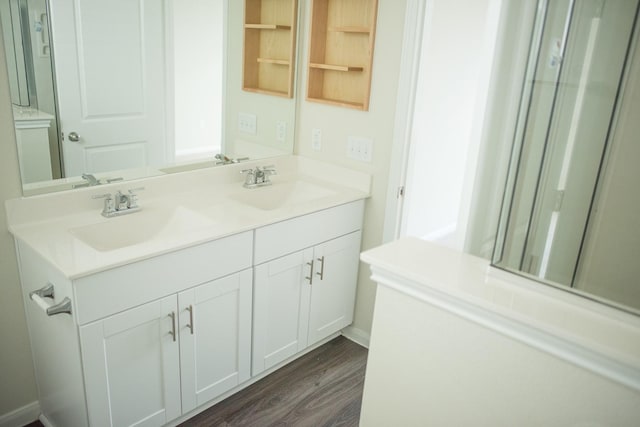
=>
[494,0,640,312]
[0,0,297,195]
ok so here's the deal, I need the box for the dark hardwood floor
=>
[22,336,368,427]
[181,336,368,427]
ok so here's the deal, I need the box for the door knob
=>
[67,131,81,142]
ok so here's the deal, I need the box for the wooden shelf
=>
[243,0,298,98]
[257,58,290,66]
[306,0,378,110]
[309,63,363,72]
[327,26,370,34]
[245,23,292,30]
[243,87,290,98]
[306,96,365,110]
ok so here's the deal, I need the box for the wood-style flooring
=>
[22,336,368,427]
[180,336,367,427]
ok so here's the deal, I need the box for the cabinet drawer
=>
[254,200,364,264]
[74,231,253,325]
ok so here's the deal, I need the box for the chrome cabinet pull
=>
[168,312,176,342]
[316,256,325,280]
[186,305,194,335]
[46,298,72,316]
[29,282,55,300]
[305,260,314,285]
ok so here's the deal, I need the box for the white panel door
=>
[79,295,181,427]
[50,0,166,176]
[308,231,361,345]
[252,249,313,375]
[179,269,252,413]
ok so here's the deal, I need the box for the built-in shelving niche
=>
[243,0,298,98]
[306,0,378,110]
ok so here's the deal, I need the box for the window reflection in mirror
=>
[493,0,640,313]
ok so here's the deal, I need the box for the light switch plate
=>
[238,113,257,134]
[347,136,373,162]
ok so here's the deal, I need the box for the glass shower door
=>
[495,0,639,287]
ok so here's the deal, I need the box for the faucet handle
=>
[92,192,112,200]
[262,166,277,183]
[241,168,256,186]
[92,193,115,215]
[127,187,145,209]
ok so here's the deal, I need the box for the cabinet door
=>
[80,296,181,427]
[252,248,313,375]
[308,231,362,345]
[179,270,252,412]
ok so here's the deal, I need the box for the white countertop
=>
[12,106,54,128]
[361,237,640,390]
[6,155,370,279]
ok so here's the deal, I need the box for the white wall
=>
[402,0,499,248]
[295,0,407,337]
[464,1,537,258]
[171,0,223,161]
[360,284,640,426]
[0,27,39,419]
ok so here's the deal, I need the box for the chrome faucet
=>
[72,173,99,188]
[73,173,124,188]
[93,187,144,217]
[215,153,250,165]
[241,165,276,188]
[82,173,99,186]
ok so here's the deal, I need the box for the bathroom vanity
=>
[6,155,370,427]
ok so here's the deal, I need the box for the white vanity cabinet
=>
[16,231,253,427]
[79,295,183,426]
[177,271,252,413]
[8,156,372,427]
[252,201,364,375]
[80,269,253,426]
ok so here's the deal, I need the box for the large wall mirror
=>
[493,0,640,314]
[0,0,297,196]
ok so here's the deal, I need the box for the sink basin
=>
[70,206,216,251]
[230,180,336,211]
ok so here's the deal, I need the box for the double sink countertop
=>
[6,156,371,279]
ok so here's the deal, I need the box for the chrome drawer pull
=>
[316,256,325,280]
[186,305,194,335]
[306,260,314,285]
[168,312,177,342]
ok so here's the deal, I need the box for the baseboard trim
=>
[0,401,40,427]
[38,415,53,427]
[342,326,371,348]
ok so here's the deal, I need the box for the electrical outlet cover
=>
[276,121,287,142]
[312,128,322,151]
